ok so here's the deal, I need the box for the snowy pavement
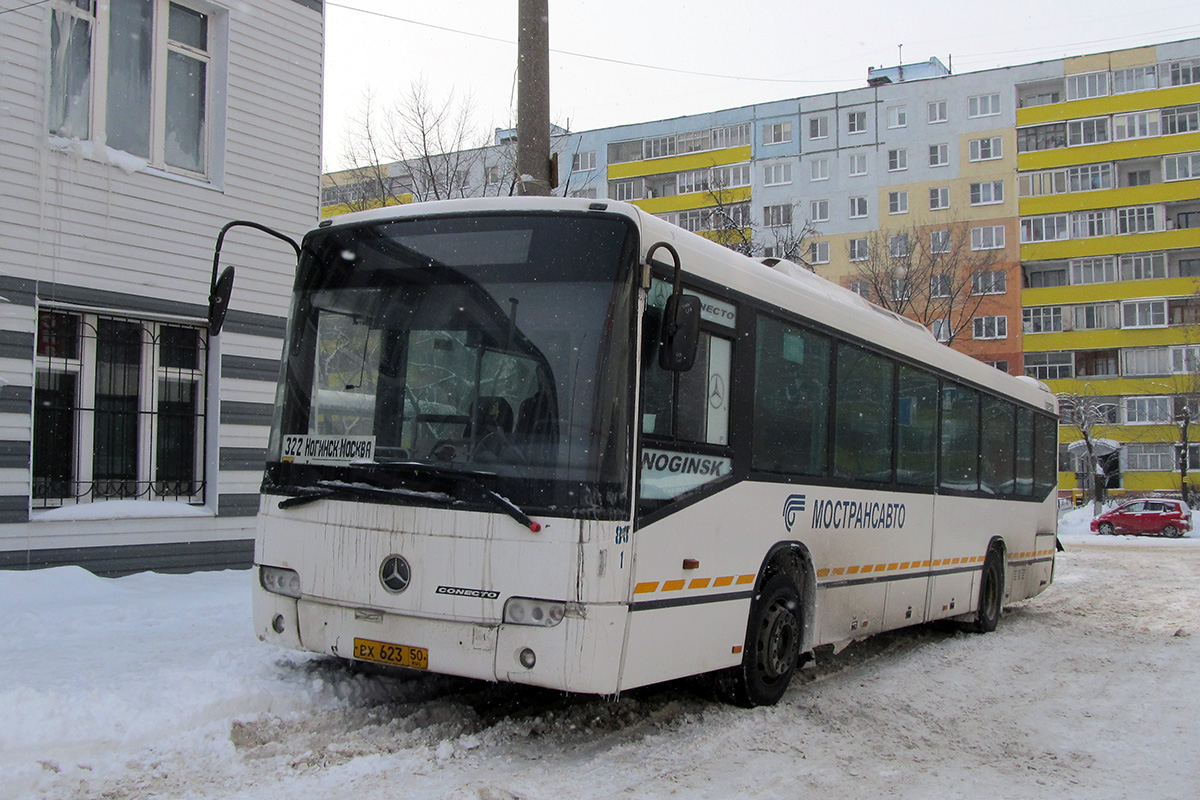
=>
[2,521,1198,800]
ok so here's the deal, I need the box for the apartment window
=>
[1125,396,1172,425]
[1076,349,1119,378]
[848,111,867,134]
[1116,206,1159,234]
[973,315,1007,340]
[891,278,912,301]
[1024,352,1073,380]
[1161,104,1200,135]
[930,273,952,298]
[49,0,213,176]
[1119,252,1167,280]
[612,179,643,201]
[930,187,950,210]
[572,150,596,171]
[809,116,829,140]
[810,158,829,181]
[1023,306,1062,333]
[927,100,948,123]
[848,280,870,299]
[675,169,709,195]
[569,187,597,199]
[1068,117,1110,146]
[763,121,792,145]
[930,319,952,342]
[849,196,868,218]
[711,163,751,189]
[890,234,912,257]
[764,204,793,227]
[969,137,1003,161]
[1070,256,1118,285]
[1125,169,1150,187]
[1018,123,1067,152]
[1074,303,1119,330]
[887,106,907,128]
[1072,209,1113,238]
[33,310,207,506]
[970,181,1004,205]
[968,93,1001,118]
[809,199,829,222]
[1113,66,1158,94]
[810,241,830,264]
[887,148,908,171]
[1027,266,1068,288]
[712,123,752,148]
[1122,299,1168,328]
[849,238,869,261]
[985,361,1009,373]
[1021,215,1069,242]
[1066,72,1109,100]
[929,143,949,167]
[1173,345,1200,375]
[1114,111,1161,141]
[643,136,676,159]
[1067,163,1113,192]
[1124,347,1172,376]
[1164,152,1200,181]
[849,153,868,176]
[1166,59,1200,87]
[1124,443,1174,471]
[764,162,793,186]
[971,225,1005,250]
[888,191,909,215]
[930,230,951,253]
[1020,169,1067,197]
[972,270,1007,295]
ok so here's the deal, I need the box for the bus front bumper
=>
[254,585,629,695]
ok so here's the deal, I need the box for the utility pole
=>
[516,0,551,196]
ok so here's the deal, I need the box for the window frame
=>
[49,0,216,178]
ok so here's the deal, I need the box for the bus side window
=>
[941,382,980,491]
[834,343,894,482]
[896,366,938,486]
[752,314,830,476]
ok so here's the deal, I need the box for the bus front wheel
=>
[719,572,802,707]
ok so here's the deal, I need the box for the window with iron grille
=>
[33,309,207,507]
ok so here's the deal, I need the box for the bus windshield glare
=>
[265,212,639,516]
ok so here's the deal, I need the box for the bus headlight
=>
[260,566,302,599]
[503,597,565,627]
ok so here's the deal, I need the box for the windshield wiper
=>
[369,461,543,532]
[277,463,542,533]
[277,480,452,510]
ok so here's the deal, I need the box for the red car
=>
[1090,499,1192,538]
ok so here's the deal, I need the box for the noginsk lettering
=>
[641,451,727,477]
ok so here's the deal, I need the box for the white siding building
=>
[0,0,324,573]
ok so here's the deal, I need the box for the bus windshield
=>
[265,211,639,516]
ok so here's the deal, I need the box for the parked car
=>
[1090,499,1192,538]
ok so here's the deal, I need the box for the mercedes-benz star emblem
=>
[379,555,411,594]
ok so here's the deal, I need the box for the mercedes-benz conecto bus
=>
[250,197,1058,706]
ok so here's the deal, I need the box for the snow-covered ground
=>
[3,521,1198,800]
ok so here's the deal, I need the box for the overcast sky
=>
[322,0,1200,171]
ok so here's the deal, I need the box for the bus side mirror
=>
[208,266,236,337]
[659,293,700,371]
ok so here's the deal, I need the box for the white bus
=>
[251,197,1058,706]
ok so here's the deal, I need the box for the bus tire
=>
[969,548,1004,633]
[719,572,802,707]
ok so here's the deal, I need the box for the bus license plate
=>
[352,637,428,670]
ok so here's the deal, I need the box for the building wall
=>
[0,0,323,574]
[1015,41,1200,498]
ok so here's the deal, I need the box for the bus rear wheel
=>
[968,548,1004,633]
[719,573,802,707]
